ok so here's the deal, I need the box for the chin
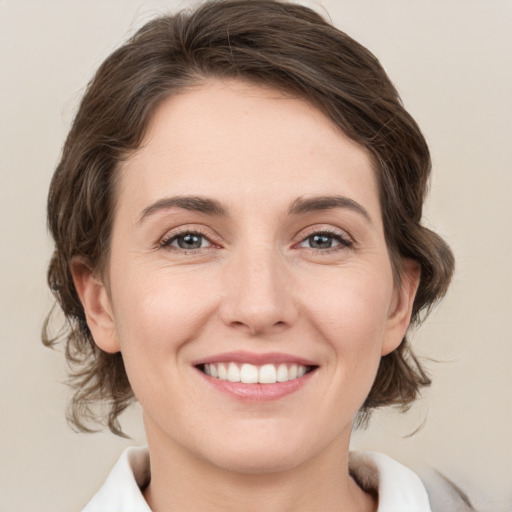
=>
[207,444,306,475]
[197,422,321,475]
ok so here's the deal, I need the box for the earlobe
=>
[70,257,121,354]
[381,259,421,356]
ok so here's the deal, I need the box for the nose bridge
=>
[220,239,296,335]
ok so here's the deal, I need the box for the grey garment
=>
[421,469,476,512]
[349,450,476,512]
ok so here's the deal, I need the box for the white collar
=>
[349,451,432,511]
[82,446,152,512]
[82,446,432,511]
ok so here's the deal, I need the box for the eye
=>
[161,231,212,250]
[298,231,352,250]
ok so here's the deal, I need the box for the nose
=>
[219,244,298,336]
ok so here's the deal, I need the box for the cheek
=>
[291,268,395,434]
[110,264,219,359]
[302,266,394,357]
[109,265,221,417]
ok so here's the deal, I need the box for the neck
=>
[142,424,376,512]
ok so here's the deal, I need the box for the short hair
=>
[43,0,454,436]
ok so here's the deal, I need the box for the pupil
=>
[311,234,332,248]
[178,234,201,249]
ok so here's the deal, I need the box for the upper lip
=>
[192,351,317,367]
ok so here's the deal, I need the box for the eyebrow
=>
[137,195,227,224]
[288,195,372,224]
[137,194,372,225]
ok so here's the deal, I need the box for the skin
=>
[73,79,419,512]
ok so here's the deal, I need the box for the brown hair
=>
[43,0,454,435]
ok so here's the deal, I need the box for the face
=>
[77,79,417,474]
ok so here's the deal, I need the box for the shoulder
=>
[349,451,475,512]
[417,465,475,512]
[81,446,151,512]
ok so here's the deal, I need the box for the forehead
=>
[117,79,380,221]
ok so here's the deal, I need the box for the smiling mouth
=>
[198,362,316,384]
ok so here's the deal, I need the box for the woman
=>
[43,1,467,510]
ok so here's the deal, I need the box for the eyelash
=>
[296,229,353,253]
[159,228,353,254]
[159,228,217,253]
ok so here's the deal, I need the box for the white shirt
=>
[82,446,433,511]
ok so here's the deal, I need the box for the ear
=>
[381,259,420,356]
[71,257,120,354]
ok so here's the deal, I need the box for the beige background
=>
[1,1,511,511]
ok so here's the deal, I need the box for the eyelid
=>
[158,225,221,250]
[294,224,353,244]
[157,224,353,252]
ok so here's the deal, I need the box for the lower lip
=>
[197,369,315,401]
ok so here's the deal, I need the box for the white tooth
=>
[204,364,211,376]
[218,363,228,380]
[210,364,219,378]
[240,364,259,383]
[289,364,298,380]
[259,364,277,384]
[227,363,241,382]
[276,364,289,382]
[297,365,307,377]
